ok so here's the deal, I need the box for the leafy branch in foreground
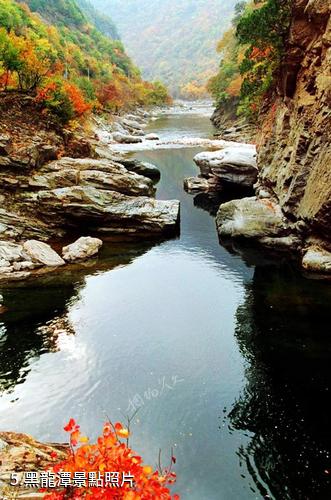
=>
[42,418,179,499]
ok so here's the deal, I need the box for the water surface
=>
[1,109,331,500]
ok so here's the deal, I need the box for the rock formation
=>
[193,145,257,187]
[208,0,331,276]
[0,97,180,282]
[62,237,103,262]
[255,0,331,269]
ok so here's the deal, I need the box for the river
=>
[1,106,331,499]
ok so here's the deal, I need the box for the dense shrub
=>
[42,419,179,499]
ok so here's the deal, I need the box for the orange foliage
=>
[0,70,15,90]
[249,46,273,61]
[42,419,179,500]
[64,83,91,116]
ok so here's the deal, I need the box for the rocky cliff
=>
[0,95,180,281]
[257,0,331,245]
[209,0,331,276]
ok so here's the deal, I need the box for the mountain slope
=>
[0,0,169,122]
[92,0,238,96]
[76,0,119,39]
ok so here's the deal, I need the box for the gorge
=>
[0,0,331,499]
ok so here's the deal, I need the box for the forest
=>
[0,0,169,123]
[208,0,291,118]
[92,0,239,98]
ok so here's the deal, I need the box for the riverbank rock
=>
[183,176,214,192]
[0,241,26,262]
[123,160,161,180]
[113,132,143,144]
[302,246,331,274]
[193,145,257,187]
[0,431,68,499]
[121,117,146,131]
[0,240,62,280]
[32,157,155,197]
[23,240,65,266]
[256,0,331,245]
[145,133,159,140]
[216,197,289,239]
[26,186,180,236]
[62,236,103,262]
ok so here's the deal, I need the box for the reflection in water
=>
[0,241,154,394]
[229,264,331,499]
[0,110,331,500]
[0,284,76,393]
[193,185,253,216]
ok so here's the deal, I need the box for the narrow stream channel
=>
[1,107,331,499]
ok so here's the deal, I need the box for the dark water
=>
[1,111,331,500]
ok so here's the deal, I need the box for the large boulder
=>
[216,197,289,239]
[23,240,65,266]
[113,133,143,144]
[121,117,146,131]
[123,160,161,180]
[62,236,103,262]
[27,186,180,236]
[30,158,155,197]
[194,145,257,187]
[145,133,159,141]
[183,177,212,192]
[302,246,331,274]
[0,240,43,278]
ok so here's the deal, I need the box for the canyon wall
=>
[257,0,331,245]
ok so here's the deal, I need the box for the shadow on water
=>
[193,184,253,216]
[0,240,156,393]
[227,261,331,499]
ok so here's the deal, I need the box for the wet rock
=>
[216,197,289,239]
[145,133,159,140]
[302,246,331,273]
[259,235,302,250]
[28,186,180,236]
[62,236,103,262]
[124,160,161,180]
[113,133,143,144]
[22,240,65,267]
[183,177,211,192]
[194,145,257,187]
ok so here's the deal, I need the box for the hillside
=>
[92,0,238,97]
[77,0,119,39]
[0,0,169,122]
